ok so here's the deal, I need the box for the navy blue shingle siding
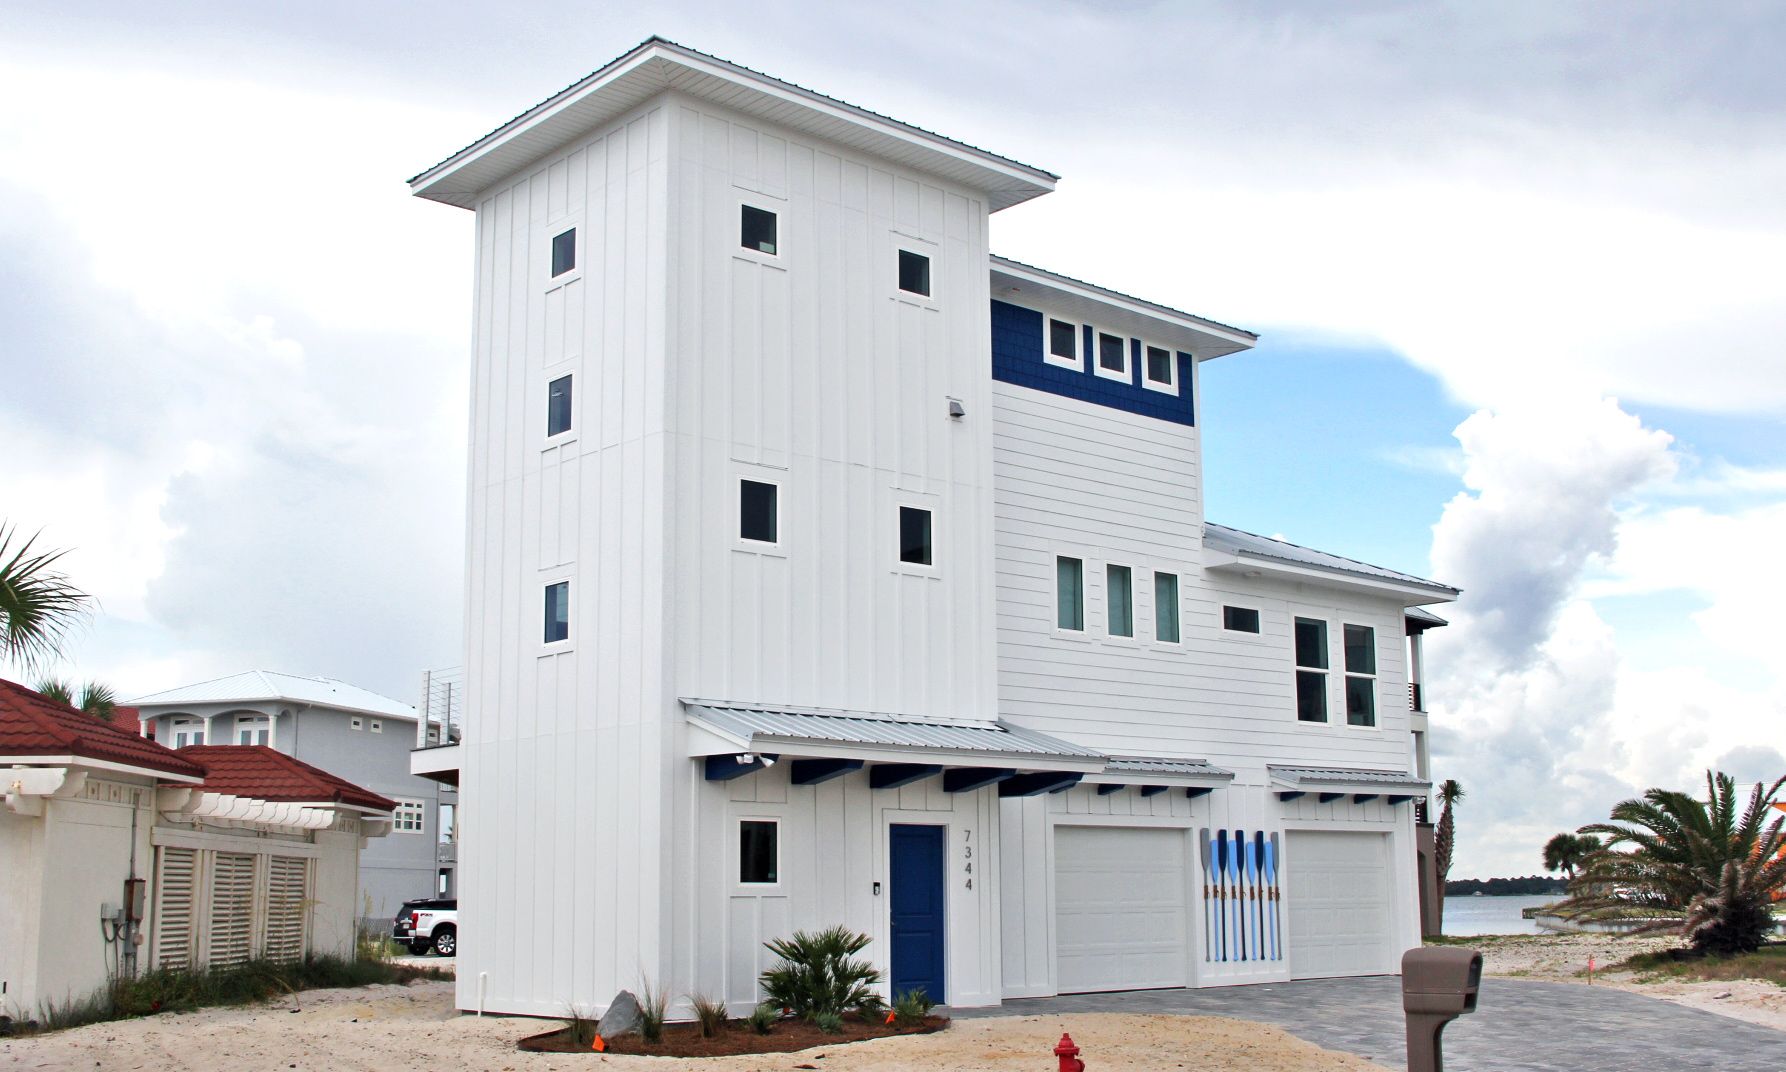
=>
[990,300,1195,426]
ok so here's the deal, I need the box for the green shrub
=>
[814,1010,844,1034]
[892,987,934,1027]
[746,1002,778,1034]
[856,990,888,1023]
[563,1005,599,1047]
[687,992,728,1038]
[759,926,882,1020]
[638,978,668,1043]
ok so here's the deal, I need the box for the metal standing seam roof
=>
[1405,605,1450,627]
[684,702,1104,760]
[1268,765,1431,790]
[1204,523,1459,595]
[990,255,1259,344]
[128,671,416,720]
[411,37,1058,211]
[1100,756,1236,779]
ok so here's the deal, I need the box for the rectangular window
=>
[1223,606,1261,633]
[899,506,933,566]
[550,228,576,278]
[1056,556,1085,631]
[1295,617,1329,722]
[897,249,931,296]
[234,717,269,746]
[544,581,570,643]
[1345,624,1377,726]
[739,479,778,544]
[1106,564,1134,637]
[370,720,383,734]
[1145,345,1175,388]
[173,720,205,748]
[1047,318,1079,368]
[393,801,426,834]
[740,204,777,255]
[1155,572,1180,643]
[1097,332,1126,375]
[350,717,363,731]
[546,374,573,437]
[739,819,778,884]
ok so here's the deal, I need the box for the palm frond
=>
[0,524,93,672]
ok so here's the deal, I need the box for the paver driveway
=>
[962,976,1786,1071]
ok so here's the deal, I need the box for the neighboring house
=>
[405,38,1457,1017]
[130,671,452,923]
[0,679,392,1018]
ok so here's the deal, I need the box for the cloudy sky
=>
[4,2,1783,878]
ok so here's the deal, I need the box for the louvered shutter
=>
[262,856,310,963]
[153,846,198,970]
[207,851,256,969]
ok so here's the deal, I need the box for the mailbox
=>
[1401,946,1482,1072]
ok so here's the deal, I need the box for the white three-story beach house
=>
[406,37,1457,1016]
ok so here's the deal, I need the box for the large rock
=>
[597,991,642,1037]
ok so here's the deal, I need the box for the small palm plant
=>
[758,926,881,1020]
[0,524,92,672]
[1561,771,1786,955]
[35,678,118,722]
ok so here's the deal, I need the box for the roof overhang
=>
[0,754,203,783]
[1269,765,1431,797]
[1204,551,1458,606]
[411,38,1058,212]
[410,742,461,786]
[990,257,1257,360]
[684,701,1104,775]
[1080,756,1236,789]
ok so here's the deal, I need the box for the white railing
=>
[416,667,465,749]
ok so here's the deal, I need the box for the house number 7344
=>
[964,829,973,890]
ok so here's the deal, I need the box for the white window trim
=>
[1044,317,1083,371]
[1342,623,1379,729]
[892,496,941,577]
[1292,616,1332,725]
[1141,341,1179,395]
[735,191,788,269]
[350,717,364,732]
[890,232,939,308]
[541,574,575,652]
[1102,561,1139,644]
[545,220,583,290]
[1092,329,1131,383]
[1054,553,1090,638]
[392,800,426,835]
[370,720,383,734]
[734,471,787,557]
[736,816,782,888]
[1221,604,1266,637]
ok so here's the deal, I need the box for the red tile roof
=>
[178,745,397,813]
[113,705,147,738]
[0,679,204,778]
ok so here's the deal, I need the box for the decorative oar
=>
[1216,834,1230,961]
[1245,833,1260,962]
[1265,832,1281,960]
[1199,828,1214,962]
[1228,830,1244,961]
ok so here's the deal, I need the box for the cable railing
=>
[417,667,465,749]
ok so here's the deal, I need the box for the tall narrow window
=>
[1145,345,1175,388]
[544,581,570,643]
[546,374,573,437]
[897,249,931,296]
[1107,564,1134,638]
[739,479,778,544]
[1295,617,1329,722]
[740,205,778,255]
[1097,332,1127,376]
[551,228,577,277]
[899,506,933,566]
[1224,606,1261,633]
[1155,572,1180,643]
[1056,556,1084,631]
[1344,624,1377,726]
[739,820,779,884]
[1047,318,1079,368]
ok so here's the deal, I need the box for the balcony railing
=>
[1409,681,1424,712]
[418,666,465,748]
[1414,797,1430,824]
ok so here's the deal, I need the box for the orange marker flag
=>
[591,1033,607,1052]
[885,1010,897,1025]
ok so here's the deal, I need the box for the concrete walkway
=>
[961,976,1786,1071]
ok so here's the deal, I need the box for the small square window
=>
[1146,345,1174,386]
[1107,564,1134,638]
[741,205,778,256]
[740,819,778,884]
[370,720,383,734]
[739,479,778,544]
[1155,572,1180,643]
[1223,606,1261,633]
[1097,332,1126,374]
[544,580,570,643]
[350,717,363,731]
[897,249,931,297]
[547,375,573,437]
[551,228,576,278]
[899,506,933,566]
[1057,556,1084,631]
[1047,319,1079,367]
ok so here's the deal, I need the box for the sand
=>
[1466,932,1786,1031]
[0,981,1389,1072]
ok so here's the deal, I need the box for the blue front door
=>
[888,823,947,1004]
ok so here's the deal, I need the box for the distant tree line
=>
[1444,876,1566,896]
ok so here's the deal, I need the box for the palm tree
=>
[1433,779,1465,922]
[1562,771,1786,955]
[34,678,118,722]
[1542,832,1601,881]
[0,524,92,672]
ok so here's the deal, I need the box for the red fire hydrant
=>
[1054,1032,1085,1072]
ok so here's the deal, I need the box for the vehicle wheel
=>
[432,927,456,957]
[409,941,432,956]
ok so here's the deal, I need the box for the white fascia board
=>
[686,732,1103,774]
[685,718,752,755]
[1080,770,1234,788]
[0,755,202,783]
[990,258,1258,356]
[1204,553,1458,606]
[1269,773,1431,794]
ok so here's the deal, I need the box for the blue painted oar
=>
[1264,832,1281,960]
[1227,830,1243,961]
[1245,833,1260,963]
[1214,834,1229,961]
[1199,828,1214,962]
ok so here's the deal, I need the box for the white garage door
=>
[1286,831,1396,979]
[1054,826,1188,993]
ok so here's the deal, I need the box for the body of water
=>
[1441,893,1560,935]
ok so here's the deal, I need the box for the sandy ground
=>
[0,981,1387,1072]
[1468,933,1786,1031]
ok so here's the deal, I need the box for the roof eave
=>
[0,754,204,782]
[1205,550,1459,605]
[990,256,1258,354]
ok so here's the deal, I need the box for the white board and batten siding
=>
[458,91,1008,1015]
